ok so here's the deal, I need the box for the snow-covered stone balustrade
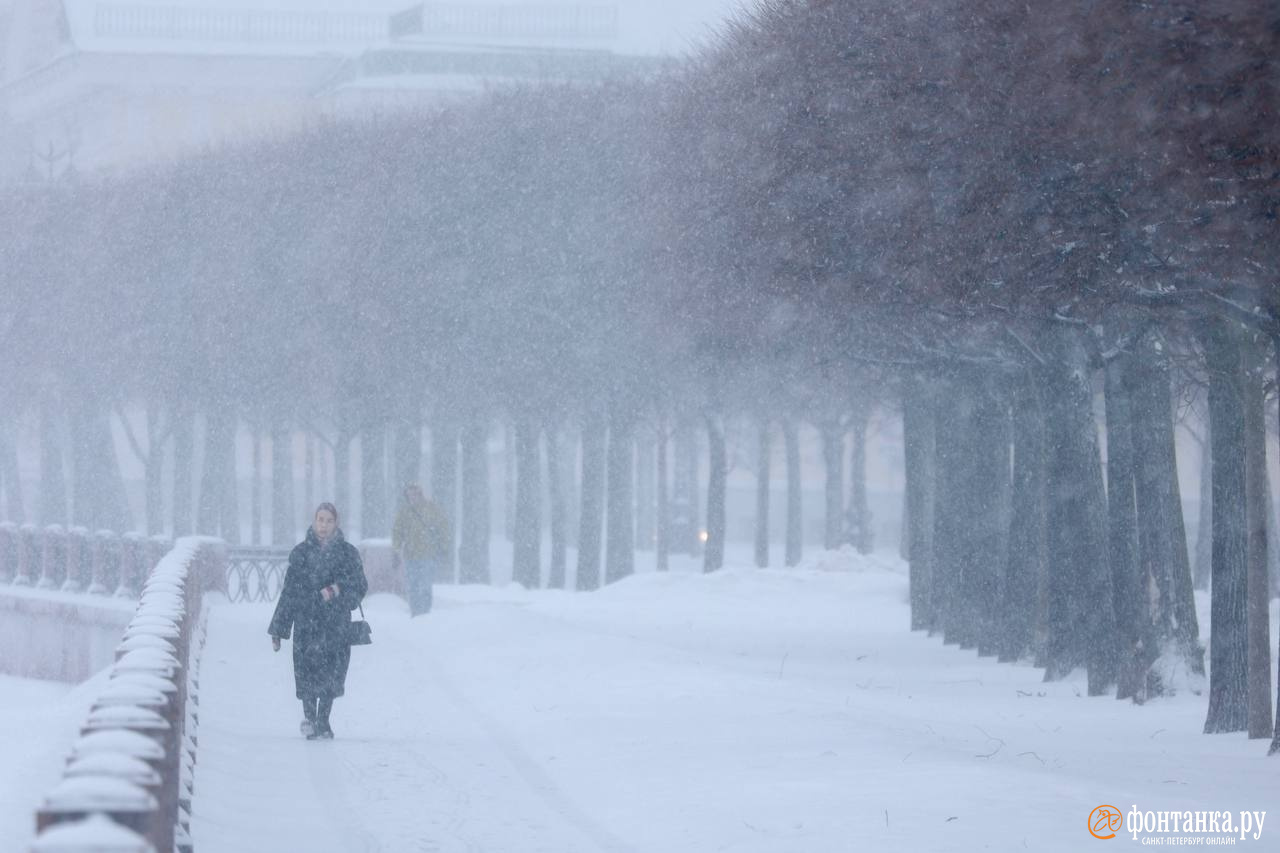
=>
[28,537,227,853]
[0,526,178,682]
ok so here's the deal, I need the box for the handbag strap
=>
[358,602,365,619]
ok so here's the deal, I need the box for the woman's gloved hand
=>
[272,636,281,652]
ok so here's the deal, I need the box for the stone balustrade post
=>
[14,523,37,585]
[36,524,65,590]
[61,526,90,593]
[0,521,16,584]
[116,533,145,598]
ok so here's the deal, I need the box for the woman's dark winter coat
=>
[268,528,368,699]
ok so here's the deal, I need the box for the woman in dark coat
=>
[269,503,368,740]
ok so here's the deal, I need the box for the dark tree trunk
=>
[334,430,352,530]
[512,418,541,589]
[360,420,388,539]
[656,418,670,571]
[821,422,844,550]
[458,417,490,585]
[1128,346,1205,687]
[171,406,193,537]
[1105,356,1150,701]
[72,403,130,532]
[1242,337,1272,738]
[605,405,635,585]
[1267,474,1280,600]
[547,421,567,590]
[900,490,910,561]
[1002,374,1045,662]
[1126,348,1203,696]
[903,378,937,632]
[932,375,1007,653]
[250,426,263,544]
[0,416,23,523]
[272,423,293,545]
[635,428,655,552]
[1202,319,1249,734]
[784,418,803,568]
[1041,328,1116,694]
[393,417,421,493]
[845,409,872,554]
[199,410,239,544]
[303,433,315,523]
[671,421,699,555]
[704,415,727,572]
[430,420,459,582]
[1271,333,1280,756]
[1194,422,1213,590]
[143,402,164,535]
[576,410,606,591]
[755,418,770,568]
[39,403,65,526]
[504,422,516,543]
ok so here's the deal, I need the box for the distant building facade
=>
[0,0,662,180]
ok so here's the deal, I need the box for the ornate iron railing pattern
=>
[224,547,290,603]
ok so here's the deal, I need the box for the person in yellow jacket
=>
[392,484,451,615]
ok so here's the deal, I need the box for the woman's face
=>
[314,509,337,540]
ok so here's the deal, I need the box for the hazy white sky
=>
[49,0,753,56]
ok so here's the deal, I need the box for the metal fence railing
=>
[224,547,290,603]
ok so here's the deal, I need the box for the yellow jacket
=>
[393,498,451,560]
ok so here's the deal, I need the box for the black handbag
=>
[348,603,372,646]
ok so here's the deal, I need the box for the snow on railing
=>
[0,524,171,599]
[28,537,227,853]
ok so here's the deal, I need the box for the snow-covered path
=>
[191,597,636,852]
[189,553,1278,852]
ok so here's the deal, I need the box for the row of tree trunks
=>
[1195,424,1213,591]
[458,417,490,584]
[635,431,656,552]
[844,409,872,554]
[1202,319,1251,733]
[431,419,459,582]
[656,417,670,572]
[1105,354,1152,700]
[671,421,700,556]
[784,419,803,567]
[605,404,636,584]
[197,410,238,543]
[271,425,292,545]
[70,401,131,533]
[755,418,770,569]
[576,410,606,591]
[512,416,541,589]
[1199,318,1276,738]
[1001,374,1044,664]
[903,376,937,633]
[932,373,1009,652]
[821,422,843,550]
[1271,332,1280,756]
[171,408,194,537]
[547,424,568,589]
[1242,334,1272,739]
[1042,328,1116,694]
[703,414,727,573]
[0,417,23,523]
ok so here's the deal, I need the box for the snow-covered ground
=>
[0,670,111,848]
[181,549,1278,853]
